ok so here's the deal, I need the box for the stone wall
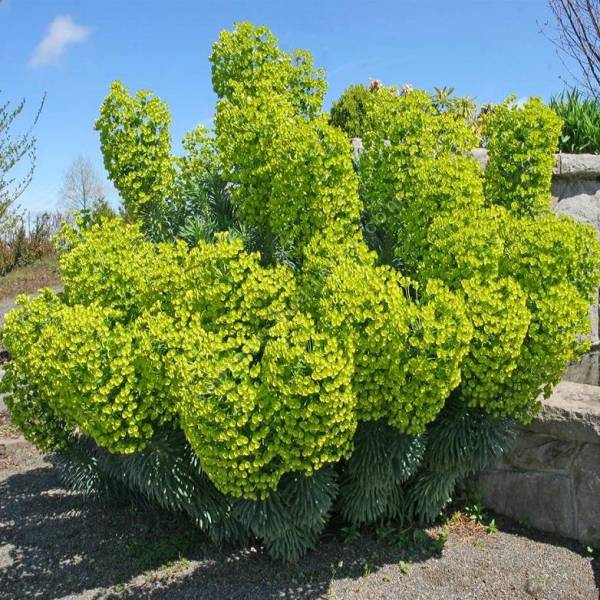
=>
[480,381,600,545]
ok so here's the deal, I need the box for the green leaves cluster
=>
[483,97,562,217]
[4,22,600,561]
[358,85,599,420]
[95,82,175,218]
[329,83,373,138]
[550,89,600,154]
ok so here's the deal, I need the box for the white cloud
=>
[30,15,92,67]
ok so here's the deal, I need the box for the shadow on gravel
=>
[490,511,600,592]
[0,465,437,600]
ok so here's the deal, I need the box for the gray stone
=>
[480,470,575,538]
[553,179,600,234]
[471,147,488,170]
[552,153,561,175]
[564,349,600,386]
[572,443,600,543]
[481,381,600,546]
[505,431,579,473]
[590,302,600,346]
[558,153,600,178]
[357,146,600,181]
[469,147,561,174]
[527,381,600,445]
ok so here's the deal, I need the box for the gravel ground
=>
[0,440,598,600]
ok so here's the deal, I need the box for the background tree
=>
[329,83,372,138]
[60,156,106,214]
[0,92,44,232]
[544,0,600,97]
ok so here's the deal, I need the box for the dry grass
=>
[0,256,61,302]
[445,511,488,543]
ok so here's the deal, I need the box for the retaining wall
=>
[480,381,600,545]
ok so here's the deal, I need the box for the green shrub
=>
[329,83,480,141]
[550,89,600,154]
[359,86,483,270]
[329,83,372,138]
[483,97,562,217]
[96,82,175,219]
[3,22,600,562]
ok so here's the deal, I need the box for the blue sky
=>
[2,0,570,213]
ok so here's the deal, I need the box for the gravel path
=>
[0,443,598,600]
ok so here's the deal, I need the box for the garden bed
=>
[0,437,598,599]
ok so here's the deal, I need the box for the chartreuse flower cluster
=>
[359,86,600,421]
[212,24,361,262]
[3,22,600,562]
[315,251,472,432]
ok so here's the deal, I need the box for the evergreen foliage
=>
[3,22,600,561]
[329,83,372,138]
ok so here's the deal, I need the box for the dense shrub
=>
[550,88,600,154]
[3,23,600,561]
[483,97,562,217]
[330,82,480,141]
[329,83,372,138]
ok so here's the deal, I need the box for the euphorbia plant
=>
[3,22,599,561]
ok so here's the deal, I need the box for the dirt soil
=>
[0,436,598,600]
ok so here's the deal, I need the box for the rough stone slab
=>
[553,153,561,175]
[558,153,600,178]
[590,302,600,346]
[505,431,579,473]
[564,349,600,386]
[572,443,600,543]
[469,148,562,174]
[480,470,575,539]
[354,146,600,180]
[528,381,600,445]
[553,179,600,234]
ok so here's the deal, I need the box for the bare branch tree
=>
[544,0,600,96]
[0,92,45,230]
[60,156,105,213]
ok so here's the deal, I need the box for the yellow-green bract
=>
[3,23,600,503]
